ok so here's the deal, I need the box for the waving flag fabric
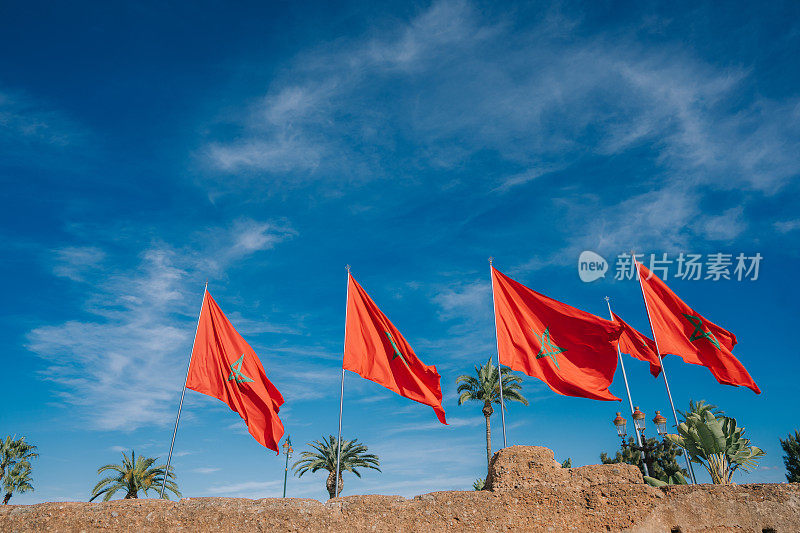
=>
[186,290,286,452]
[612,312,662,377]
[636,261,760,394]
[343,274,447,424]
[491,267,623,401]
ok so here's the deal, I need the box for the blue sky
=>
[2,0,799,502]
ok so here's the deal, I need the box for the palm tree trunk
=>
[125,491,138,499]
[326,470,343,499]
[2,493,11,505]
[483,401,494,469]
[484,413,492,469]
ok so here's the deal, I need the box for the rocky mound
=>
[2,446,798,532]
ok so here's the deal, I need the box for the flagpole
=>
[334,265,350,499]
[160,281,207,498]
[604,296,649,477]
[489,258,507,449]
[633,258,698,484]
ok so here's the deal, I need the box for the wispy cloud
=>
[206,479,282,496]
[191,467,221,475]
[420,277,494,364]
[200,0,798,262]
[52,246,106,282]
[200,0,495,185]
[433,280,490,323]
[26,218,296,431]
[198,218,296,275]
[382,416,484,435]
[0,89,83,148]
[0,87,89,170]
[774,219,800,234]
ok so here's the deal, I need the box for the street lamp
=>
[282,435,293,498]
[613,412,627,438]
[632,406,646,432]
[652,411,668,437]
[611,407,669,477]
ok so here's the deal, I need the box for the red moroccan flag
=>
[491,267,623,401]
[612,312,662,377]
[344,274,447,424]
[636,261,760,394]
[186,290,285,452]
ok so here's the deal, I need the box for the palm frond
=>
[89,449,179,501]
[455,359,529,409]
[292,435,381,486]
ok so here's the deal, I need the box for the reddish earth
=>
[2,446,798,532]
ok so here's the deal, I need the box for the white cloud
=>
[230,218,295,255]
[26,218,296,431]
[355,435,486,495]
[207,138,322,174]
[382,416,484,434]
[197,218,296,274]
[423,278,495,362]
[273,368,343,402]
[432,280,491,322]
[52,246,106,281]
[0,89,81,148]
[699,206,746,241]
[512,185,744,273]
[191,467,221,474]
[774,219,800,233]
[199,0,798,258]
[206,479,282,496]
[200,0,492,181]
[27,251,193,431]
[493,164,566,193]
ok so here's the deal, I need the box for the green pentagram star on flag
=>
[385,331,410,368]
[683,314,722,350]
[534,327,566,369]
[227,354,255,384]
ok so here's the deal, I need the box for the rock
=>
[1,447,798,532]
[484,445,643,491]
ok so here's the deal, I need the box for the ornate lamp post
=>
[612,408,670,476]
[282,435,293,498]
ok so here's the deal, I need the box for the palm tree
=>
[89,450,181,501]
[456,358,528,468]
[1,435,38,504]
[0,436,38,484]
[293,435,380,499]
[2,462,33,504]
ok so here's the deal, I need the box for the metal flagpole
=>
[488,258,507,449]
[282,435,292,498]
[161,281,207,498]
[334,265,350,499]
[633,257,698,484]
[604,296,649,477]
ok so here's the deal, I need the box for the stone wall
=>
[2,446,798,532]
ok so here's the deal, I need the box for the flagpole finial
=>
[604,296,610,302]
[205,279,208,289]
[345,264,351,273]
[488,256,494,265]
